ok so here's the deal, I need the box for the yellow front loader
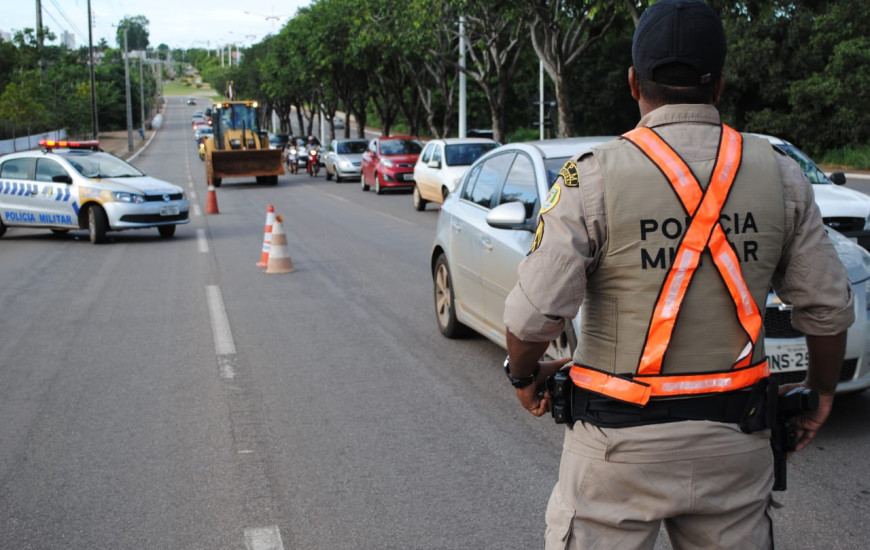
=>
[203,99,283,187]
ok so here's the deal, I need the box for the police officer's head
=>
[629,0,726,111]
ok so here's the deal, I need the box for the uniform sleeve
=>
[772,155,855,335]
[503,153,606,342]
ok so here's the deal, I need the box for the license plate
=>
[400,173,413,182]
[766,342,809,372]
[160,205,179,216]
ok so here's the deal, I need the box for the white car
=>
[430,137,870,393]
[412,138,499,211]
[754,134,870,249]
[0,140,189,244]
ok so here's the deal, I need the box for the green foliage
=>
[819,145,870,171]
[116,16,150,51]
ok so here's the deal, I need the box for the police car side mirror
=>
[52,174,73,184]
[830,172,846,185]
[487,201,534,232]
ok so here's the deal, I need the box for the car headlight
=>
[112,191,145,203]
[339,159,352,169]
[380,158,394,168]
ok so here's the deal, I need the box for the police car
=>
[0,140,189,244]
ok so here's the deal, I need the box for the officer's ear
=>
[628,67,641,101]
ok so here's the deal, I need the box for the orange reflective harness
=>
[569,125,769,406]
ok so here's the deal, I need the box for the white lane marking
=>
[206,285,236,356]
[377,211,414,226]
[190,190,197,200]
[244,526,285,550]
[197,228,208,253]
[193,203,202,217]
[325,193,350,203]
[846,173,870,181]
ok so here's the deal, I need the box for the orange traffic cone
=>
[206,184,220,214]
[265,215,295,274]
[256,204,276,267]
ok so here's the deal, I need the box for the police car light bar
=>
[39,139,101,150]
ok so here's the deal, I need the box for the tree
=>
[116,16,150,51]
[455,0,529,143]
[527,0,621,137]
[0,73,47,147]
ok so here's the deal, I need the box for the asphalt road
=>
[0,97,868,549]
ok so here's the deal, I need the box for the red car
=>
[360,136,423,194]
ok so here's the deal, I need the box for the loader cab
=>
[212,101,264,150]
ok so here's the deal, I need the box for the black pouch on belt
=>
[546,370,574,425]
[739,377,778,433]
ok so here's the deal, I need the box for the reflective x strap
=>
[623,126,761,375]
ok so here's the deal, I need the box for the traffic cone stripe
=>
[257,205,276,266]
[265,215,295,274]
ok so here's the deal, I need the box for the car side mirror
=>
[486,201,534,232]
[830,172,846,185]
[52,174,73,184]
[428,160,441,169]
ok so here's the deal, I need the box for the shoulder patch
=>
[559,160,580,187]
[540,183,561,215]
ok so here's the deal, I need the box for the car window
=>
[341,140,368,154]
[65,153,144,178]
[432,145,443,164]
[379,139,423,156]
[35,158,69,183]
[498,153,538,219]
[445,142,500,166]
[463,152,514,209]
[544,157,572,188]
[420,143,433,163]
[0,158,30,179]
[776,143,829,184]
[459,164,483,202]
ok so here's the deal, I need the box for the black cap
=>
[632,0,726,86]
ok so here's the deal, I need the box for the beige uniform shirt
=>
[504,104,854,349]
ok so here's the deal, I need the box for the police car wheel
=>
[88,205,109,244]
[413,186,427,211]
[158,225,176,239]
[433,254,470,338]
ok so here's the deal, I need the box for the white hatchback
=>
[412,138,499,211]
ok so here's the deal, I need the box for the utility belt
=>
[546,369,777,432]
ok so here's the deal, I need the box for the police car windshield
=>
[67,153,144,178]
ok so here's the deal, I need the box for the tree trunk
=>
[554,74,575,138]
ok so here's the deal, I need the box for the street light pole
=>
[87,0,99,139]
[139,54,145,139]
[123,28,133,152]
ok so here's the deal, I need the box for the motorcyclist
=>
[306,135,321,177]
[285,138,298,174]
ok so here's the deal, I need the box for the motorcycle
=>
[286,146,299,174]
[307,147,321,177]
[198,139,206,161]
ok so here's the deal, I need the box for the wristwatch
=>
[503,355,540,389]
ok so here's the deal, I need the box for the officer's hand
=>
[515,358,571,417]
[778,382,834,454]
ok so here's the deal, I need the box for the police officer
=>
[502,1,854,548]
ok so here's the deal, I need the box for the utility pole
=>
[123,28,133,152]
[87,0,99,139]
[139,54,145,138]
[458,16,466,139]
[36,0,45,71]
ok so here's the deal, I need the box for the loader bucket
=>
[210,149,284,178]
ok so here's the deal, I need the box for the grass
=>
[819,145,870,171]
[162,78,218,99]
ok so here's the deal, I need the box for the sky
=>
[2,0,314,50]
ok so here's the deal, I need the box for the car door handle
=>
[481,237,493,251]
[451,221,462,232]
